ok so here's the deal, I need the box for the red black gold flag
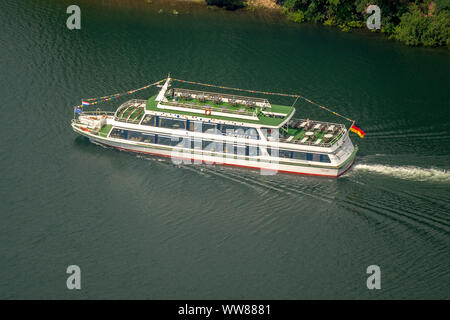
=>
[350,124,366,138]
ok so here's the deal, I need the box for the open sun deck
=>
[114,100,146,124]
[146,94,295,127]
[279,119,346,147]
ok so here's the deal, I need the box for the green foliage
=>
[339,23,351,31]
[347,20,364,28]
[276,0,450,48]
[287,10,306,22]
[395,5,450,47]
[323,17,337,26]
[435,0,450,11]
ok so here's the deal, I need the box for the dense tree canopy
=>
[206,0,450,48]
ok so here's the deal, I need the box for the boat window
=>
[141,133,156,144]
[158,135,183,147]
[187,121,202,132]
[110,128,156,144]
[192,139,202,150]
[236,144,246,156]
[306,153,322,162]
[159,117,186,130]
[185,121,259,139]
[220,124,236,135]
[110,128,127,140]
[141,115,157,126]
[128,131,145,142]
[223,142,235,154]
[246,128,259,139]
[202,123,218,133]
[247,145,260,156]
[268,148,292,158]
[220,124,259,140]
[292,151,307,160]
[320,154,331,163]
[268,148,328,163]
[202,139,223,153]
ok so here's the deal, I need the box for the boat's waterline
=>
[72,124,357,178]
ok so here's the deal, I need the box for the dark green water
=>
[1,0,449,299]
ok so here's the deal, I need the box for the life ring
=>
[204,109,212,116]
[102,114,106,119]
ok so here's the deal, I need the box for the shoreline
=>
[92,0,283,13]
[81,0,448,51]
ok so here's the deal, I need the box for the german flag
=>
[350,124,366,138]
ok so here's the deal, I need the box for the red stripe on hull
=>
[93,141,355,178]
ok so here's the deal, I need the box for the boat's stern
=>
[334,133,358,177]
[71,111,114,136]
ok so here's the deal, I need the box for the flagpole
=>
[346,120,355,140]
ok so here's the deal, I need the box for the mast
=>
[155,74,172,103]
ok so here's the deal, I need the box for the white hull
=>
[73,126,356,178]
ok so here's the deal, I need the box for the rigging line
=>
[172,78,355,122]
[291,96,299,108]
[75,79,166,108]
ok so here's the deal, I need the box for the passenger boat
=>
[71,76,358,177]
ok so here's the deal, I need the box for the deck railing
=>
[160,100,258,118]
[114,99,147,124]
[278,118,347,148]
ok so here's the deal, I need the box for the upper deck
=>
[278,119,346,148]
[102,78,348,148]
[145,94,295,128]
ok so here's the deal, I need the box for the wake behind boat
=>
[71,76,363,177]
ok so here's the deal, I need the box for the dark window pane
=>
[158,135,182,146]
[192,139,202,150]
[292,151,306,160]
[320,154,331,163]
[223,142,235,154]
[141,133,155,144]
[141,115,156,126]
[159,117,186,130]
[248,145,259,156]
[187,121,202,132]
[236,145,246,156]
[202,123,217,133]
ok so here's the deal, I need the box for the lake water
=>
[0,0,449,299]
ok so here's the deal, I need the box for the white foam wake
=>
[353,164,450,183]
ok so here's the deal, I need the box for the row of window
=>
[141,115,260,140]
[109,128,330,162]
[110,128,260,156]
[267,148,331,163]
